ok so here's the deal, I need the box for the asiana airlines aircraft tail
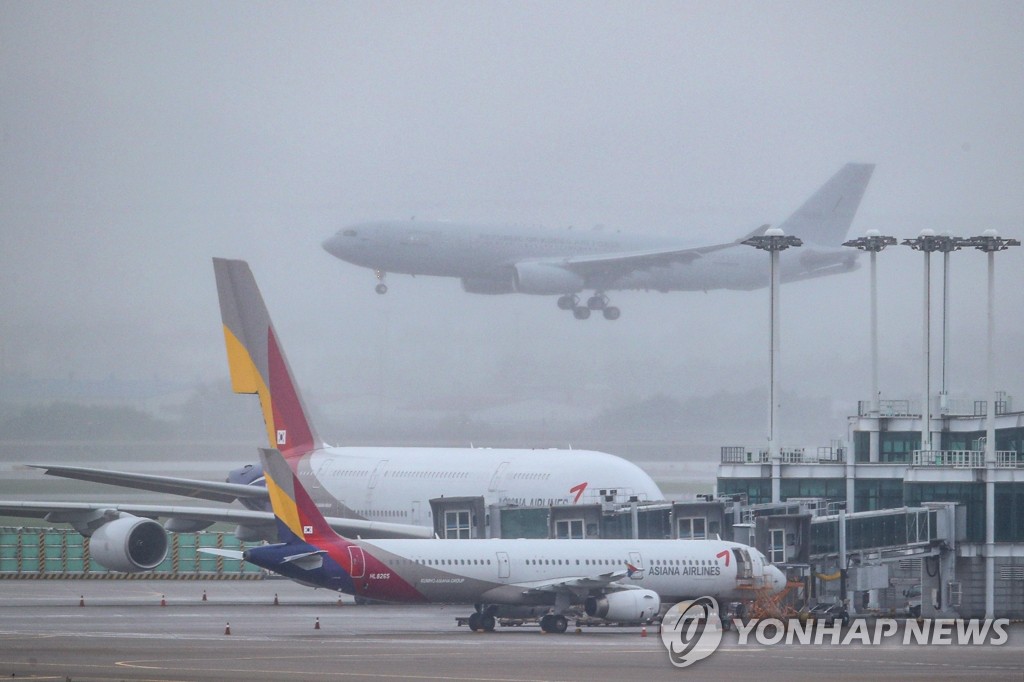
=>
[245,447,786,633]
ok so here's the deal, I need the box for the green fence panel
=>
[0,527,264,577]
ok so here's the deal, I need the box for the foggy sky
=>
[1,1,1022,449]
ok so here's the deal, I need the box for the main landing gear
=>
[539,614,568,633]
[374,269,388,294]
[465,606,568,634]
[556,293,620,321]
[467,611,496,632]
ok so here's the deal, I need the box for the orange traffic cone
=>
[79,595,84,607]
[160,595,167,607]
[202,590,207,602]
[273,593,279,606]
[314,617,321,630]
[224,622,231,635]
[641,625,648,637]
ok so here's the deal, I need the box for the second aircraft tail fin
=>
[213,258,319,459]
[777,163,875,245]
[259,447,340,546]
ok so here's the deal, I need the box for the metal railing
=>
[720,446,846,464]
[859,395,1015,418]
[911,450,1020,468]
[858,399,914,417]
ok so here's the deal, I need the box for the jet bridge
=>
[807,503,959,616]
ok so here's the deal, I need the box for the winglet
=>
[213,258,319,459]
[777,163,875,245]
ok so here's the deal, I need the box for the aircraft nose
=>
[322,232,344,256]
[323,226,368,259]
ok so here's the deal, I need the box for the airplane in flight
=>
[323,163,874,320]
[235,446,786,633]
[0,259,663,573]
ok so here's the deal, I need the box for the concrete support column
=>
[845,459,856,513]
[771,460,781,505]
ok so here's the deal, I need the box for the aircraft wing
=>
[26,464,267,504]
[515,569,633,595]
[536,226,768,282]
[0,501,433,540]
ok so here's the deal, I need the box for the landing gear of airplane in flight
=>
[539,613,569,633]
[374,269,388,295]
[556,293,620,320]
[556,294,578,310]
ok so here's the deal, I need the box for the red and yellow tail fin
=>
[213,258,318,459]
[259,447,341,545]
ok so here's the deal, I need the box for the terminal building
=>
[423,393,1024,620]
[716,394,1024,618]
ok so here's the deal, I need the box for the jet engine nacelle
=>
[585,589,661,622]
[513,262,584,295]
[460,276,516,295]
[89,516,168,573]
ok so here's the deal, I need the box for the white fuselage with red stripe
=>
[321,536,785,605]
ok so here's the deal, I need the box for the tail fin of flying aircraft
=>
[213,258,319,459]
[777,163,875,246]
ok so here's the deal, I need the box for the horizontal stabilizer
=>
[282,549,326,571]
[197,547,244,560]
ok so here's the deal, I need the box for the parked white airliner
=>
[244,447,787,633]
[324,163,874,319]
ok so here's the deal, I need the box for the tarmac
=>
[1,579,1022,681]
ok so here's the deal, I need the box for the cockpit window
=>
[342,229,357,237]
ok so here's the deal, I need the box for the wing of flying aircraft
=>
[526,224,770,281]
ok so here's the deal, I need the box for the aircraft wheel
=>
[587,294,608,310]
[557,294,578,310]
[375,283,388,295]
[540,614,553,632]
[572,306,591,320]
[481,613,496,632]
[602,306,620,321]
[468,612,482,631]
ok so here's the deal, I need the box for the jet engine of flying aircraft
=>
[242,447,786,633]
[323,163,874,320]
[0,259,663,573]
